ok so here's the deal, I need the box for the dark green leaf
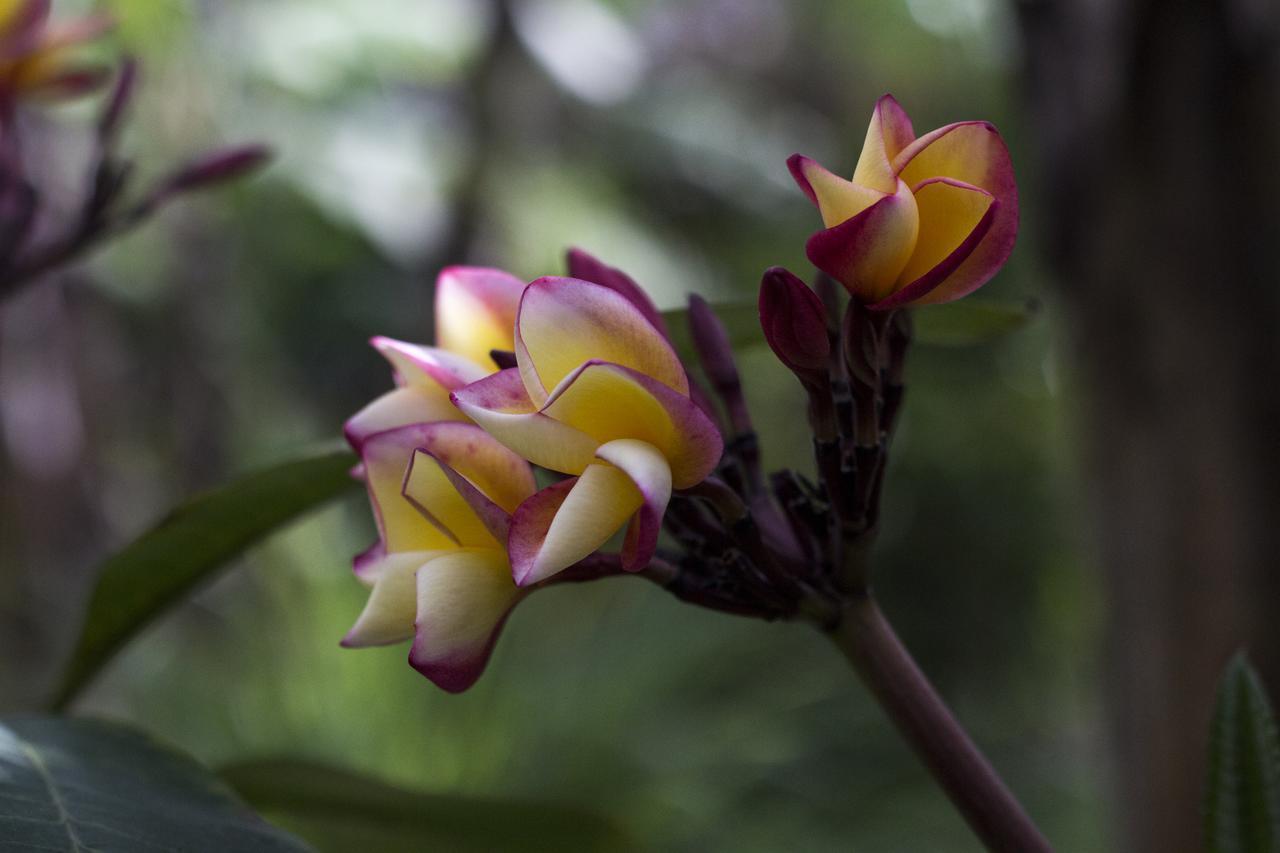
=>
[51,448,361,711]
[221,759,636,853]
[1205,652,1280,853]
[0,716,312,852]
[910,299,1039,346]
[661,297,1036,362]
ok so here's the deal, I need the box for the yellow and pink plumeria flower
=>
[344,266,524,449]
[788,94,1017,309]
[341,420,536,692]
[451,276,722,587]
[0,0,111,103]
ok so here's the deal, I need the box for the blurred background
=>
[3,0,1275,851]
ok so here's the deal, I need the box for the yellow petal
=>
[895,178,994,287]
[433,267,524,369]
[342,551,446,647]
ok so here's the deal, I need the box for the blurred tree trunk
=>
[1017,1,1280,850]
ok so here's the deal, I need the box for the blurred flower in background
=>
[0,0,111,105]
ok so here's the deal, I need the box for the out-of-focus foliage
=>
[0,716,311,851]
[223,758,636,853]
[0,0,1103,851]
[51,447,359,710]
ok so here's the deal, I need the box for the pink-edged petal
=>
[341,550,446,648]
[450,368,601,474]
[514,277,687,405]
[0,1,51,52]
[594,439,671,572]
[508,465,643,586]
[804,179,920,303]
[343,385,466,451]
[892,121,1018,303]
[872,94,916,161]
[852,96,913,195]
[433,266,525,369]
[353,539,385,583]
[787,153,883,227]
[400,424,535,548]
[361,425,460,553]
[410,548,523,693]
[541,361,722,488]
[565,247,669,339]
[372,336,488,391]
[871,177,997,310]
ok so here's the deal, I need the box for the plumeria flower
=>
[788,94,1017,310]
[452,277,723,586]
[344,267,525,449]
[0,0,112,104]
[341,420,537,692]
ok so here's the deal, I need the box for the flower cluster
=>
[0,0,111,105]
[342,95,1018,692]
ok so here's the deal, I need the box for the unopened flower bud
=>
[758,266,830,385]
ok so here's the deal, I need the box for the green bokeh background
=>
[2,0,1108,849]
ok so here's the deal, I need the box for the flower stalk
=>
[828,594,1053,853]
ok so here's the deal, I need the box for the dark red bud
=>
[759,266,830,375]
[163,144,273,195]
[97,58,137,142]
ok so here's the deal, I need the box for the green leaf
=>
[0,716,312,852]
[1205,652,1280,853]
[660,297,1036,362]
[51,448,361,711]
[910,299,1039,346]
[221,759,636,853]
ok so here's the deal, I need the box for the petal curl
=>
[541,361,721,487]
[893,121,1018,304]
[410,548,523,693]
[804,180,920,302]
[450,368,601,475]
[344,385,465,451]
[401,423,535,548]
[514,277,687,405]
[595,439,671,572]
[433,267,525,369]
[361,425,461,553]
[787,154,882,227]
[872,177,996,310]
[852,95,914,195]
[508,464,642,586]
[372,337,488,391]
[566,248,669,339]
[341,551,445,648]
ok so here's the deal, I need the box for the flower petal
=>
[372,337,488,391]
[594,439,671,572]
[804,180,920,302]
[361,425,461,553]
[344,385,465,451]
[514,277,687,405]
[871,177,997,310]
[401,423,536,548]
[410,548,523,693]
[852,95,914,195]
[893,121,1018,304]
[787,154,883,228]
[509,465,643,586]
[433,267,525,370]
[341,550,445,648]
[450,368,601,475]
[541,361,722,487]
[565,248,669,339]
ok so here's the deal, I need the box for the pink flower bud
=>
[758,266,830,379]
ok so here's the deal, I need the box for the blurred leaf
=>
[911,299,1039,347]
[51,448,361,711]
[662,298,1036,363]
[0,716,311,852]
[221,759,636,853]
[1205,653,1280,853]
